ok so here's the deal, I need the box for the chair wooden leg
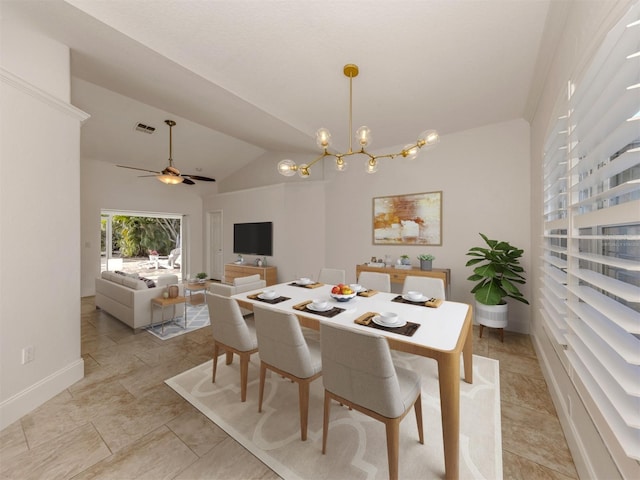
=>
[240,353,250,402]
[258,362,267,412]
[414,394,424,444]
[322,391,331,454]
[298,381,310,441]
[225,351,234,365]
[212,343,220,383]
[385,419,401,480]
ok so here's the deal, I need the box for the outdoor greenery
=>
[101,215,180,258]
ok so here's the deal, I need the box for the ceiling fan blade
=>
[181,178,196,185]
[183,174,216,182]
[117,165,161,174]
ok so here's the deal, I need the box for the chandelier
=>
[277,64,439,178]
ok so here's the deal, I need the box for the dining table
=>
[231,281,473,480]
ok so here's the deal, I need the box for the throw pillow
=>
[139,277,156,288]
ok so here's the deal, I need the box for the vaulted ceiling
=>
[4,0,557,190]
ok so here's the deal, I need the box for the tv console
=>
[224,263,277,286]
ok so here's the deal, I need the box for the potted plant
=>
[195,272,208,283]
[399,254,411,266]
[417,254,435,271]
[465,233,528,338]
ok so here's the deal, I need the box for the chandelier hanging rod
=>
[278,64,439,178]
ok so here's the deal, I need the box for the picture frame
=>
[372,191,442,245]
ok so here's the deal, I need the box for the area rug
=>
[166,350,502,479]
[146,301,209,340]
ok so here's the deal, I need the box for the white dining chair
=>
[318,268,345,284]
[357,271,391,292]
[402,276,446,299]
[207,293,259,402]
[320,323,424,480]
[253,304,322,441]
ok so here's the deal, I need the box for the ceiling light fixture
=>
[157,120,184,184]
[278,64,439,178]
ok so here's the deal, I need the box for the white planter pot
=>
[475,301,508,329]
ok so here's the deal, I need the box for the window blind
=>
[541,2,640,467]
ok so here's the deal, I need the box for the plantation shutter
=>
[541,2,640,468]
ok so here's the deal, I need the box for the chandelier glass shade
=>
[277,64,439,178]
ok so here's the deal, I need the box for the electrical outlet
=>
[21,346,35,364]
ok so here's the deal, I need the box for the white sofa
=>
[95,271,184,331]
[209,274,266,315]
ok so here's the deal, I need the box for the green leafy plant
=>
[196,272,208,280]
[417,254,435,261]
[465,233,529,305]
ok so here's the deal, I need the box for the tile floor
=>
[0,296,578,479]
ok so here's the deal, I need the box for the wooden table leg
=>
[462,309,473,384]
[438,353,460,480]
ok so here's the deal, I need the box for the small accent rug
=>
[146,301,209,340]
[166,351,502,479]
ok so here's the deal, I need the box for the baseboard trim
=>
[0,358,84,430]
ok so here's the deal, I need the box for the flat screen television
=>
[233,221,273,256]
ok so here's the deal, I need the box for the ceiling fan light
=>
[157,174,184,185]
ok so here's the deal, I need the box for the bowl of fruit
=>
[330,283,357,302]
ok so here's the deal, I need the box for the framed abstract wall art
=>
[372,191,442,245]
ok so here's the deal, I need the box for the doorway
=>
[206,211,223,281]
[101,210,183,280]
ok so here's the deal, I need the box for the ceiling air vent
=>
[134,122,156,134]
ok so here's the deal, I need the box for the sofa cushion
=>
[234,274,261,286]
[156,274,179,287]
[121,276,148,290]
[102,271,125,284]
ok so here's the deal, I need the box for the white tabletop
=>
[232,282,470,352]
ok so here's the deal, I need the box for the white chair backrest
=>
[253,305,319,379]
[402,276,446,299]
[207,293,257,351]
[320,323,405,418]
[318,268,345,284]
[357,271,391,292]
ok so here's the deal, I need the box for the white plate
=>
[306,303,332,312]
[296,280,313,285]
[258,293,278,300]
[372,315,407,328]
[402,294,427,302]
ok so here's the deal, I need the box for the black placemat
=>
[247,294,290,304]
[293,301,344,318]
[288,282,324,289]
[354,312,420,337]
[391,295,443,308]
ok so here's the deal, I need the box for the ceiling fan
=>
[117,119,216,185]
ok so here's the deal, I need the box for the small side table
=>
[185,281,210,305]
[151,296,187,335]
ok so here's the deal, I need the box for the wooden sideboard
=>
[355,264,451,298]
[224,263,278,286]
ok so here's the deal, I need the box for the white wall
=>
[80,158,205,297]
[202,181,326,283]
[0,22,86,429]
[323,119,532,331]
[210,118,532,332]
[529,1,634,478]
